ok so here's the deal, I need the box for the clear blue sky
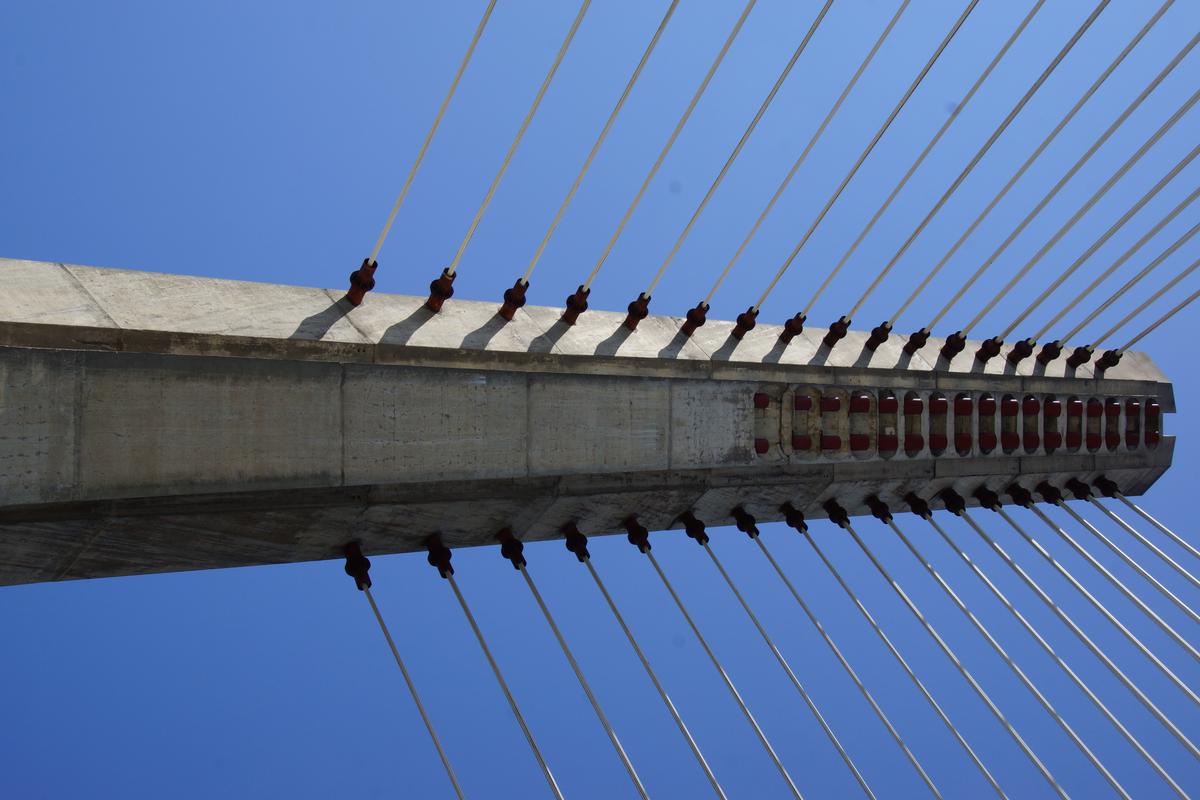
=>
[2,1,1199,797]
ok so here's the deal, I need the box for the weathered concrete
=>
[0,258,1175,586]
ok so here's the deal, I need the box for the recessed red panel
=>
[849,394,871,413]
[904,434,924,452]
[929,434,948,451]
[754,393,770,409]
[1001,398,1019,417]
[1044,431,1062,449]
[878,434,898,452]
[821,434,842,450]
[979,433,997,451]
[978,397,997,415]
[1023,432,1040,450]
[1022,398,1041,415]
[954,433,972,453]
[849,434,870,451]
[903,398,924,415]
[792,434,812,450]
[929,397,949,415]
[1044,399,1061,418]
[755,438,770,454]
[795,396,812,411]
[878,396,898,414]
[820,397,842,413]
[954,397,973,415]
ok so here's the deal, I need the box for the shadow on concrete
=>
[529,319,571,354]
[594,324,632,357]
[291,299,354,341]
[460,314,509,350]
[710,334,744,362]
[657,329,693,359]
[761,337,792,364]
[381,306,436,347]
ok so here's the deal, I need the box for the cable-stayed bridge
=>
[2,1,1199,797]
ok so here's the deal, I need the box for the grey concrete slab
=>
[0,349,78,505]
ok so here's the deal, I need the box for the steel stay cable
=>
[446,574,565,799]
[369,0,498,264]
[518,564,649,799]
[1034,185,1200,341]
[985,510,1200,760]
[943,513,1186,799]
[581,0,757,291]
[1061,220,1200,343]
[845,0,1079,321]
[641,548,805,799]
[363,587,465,800]
[447,0,592,277]
[801,530,1006,798]
[521,0,680,284]
[1117,286,1200,352]
[752,0,980,313]
[845,522,1066,799]
[1088,497,1200,595]
[1117,495,1200,563]
[892,0,1175,327]
[582,556,727,799]
[700,0,911,307]
[1057,501,1200,628]
[641,0,835,300]
[1096,256,1199,346]
[754,535,942,799]
[892,518,1129,799]
[1019,506,1200,709]
[922,27,1199,333]
[960,88,1200,337]
[1045,502,1200,662]
[702,541,874,799]
[1001,145,1200,339]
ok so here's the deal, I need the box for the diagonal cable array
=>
[339,466,1200,798]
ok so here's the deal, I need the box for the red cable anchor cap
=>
[623,516,651,552]
[903,493,932,519]
[975,336,1003,363]
[1065,345,1094,368]
[731,306,760,340]
[731,507,759,538]
[680,302,709,337]
[561,285,591,325]
[623,293,651,331]
[940,331,967,360]
[865,321,892,351]
[778,312,806,343]
[780,502,808,532]
[1005,338,1034,365]
[1036,340,1063,365]
[903,327,930,355]
[425,268,456,313]
[823,499,850,529]
[498,278,529,321]
[822,316,851,349]
[346,258,377,306]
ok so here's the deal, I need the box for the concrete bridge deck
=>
[0,258,1173,585]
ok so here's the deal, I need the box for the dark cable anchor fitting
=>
[1007,484,1034,508]
[1035,482,1063,505]
[426,535,454,579]
[865,496,892,524]
[939,488,966,516]
[1036,340,1063,365]
[1093,475,1120,498]
[498,278,529,321]
[680,302,709,337]
[425,268,456,313]
[778,312,806,344]
[346,259,377,307]
[562,285,591,325]
[974,336,1003,363]
[1005,338,1035,366]
[731,306,760,340]
[973,486,1002,512]
[1095,349,1122,371]
[731,507,759,539]
[562,523,590,563]
[496,528,526,569]
[940,331,967,360]
[677,511,709,545]
[1065,345,1094,368]
[823,499,850,529]
[822,316,851,348]
[780,502,808,532]
[904,493,932,519]
[623,515,651,553]
[864,321,892,351]
[623,293,651,331]
[344,542,372,590]
[903,328,930,355]
[1065,478,1092,501]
